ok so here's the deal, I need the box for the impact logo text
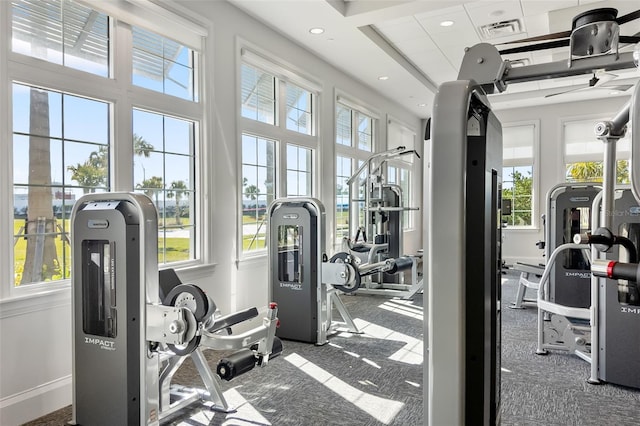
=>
[85,337,116,351]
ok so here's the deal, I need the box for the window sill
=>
[503,226,540,232]
[236,252,268,268]
[0,285,71,319]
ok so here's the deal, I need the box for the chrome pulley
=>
[329,252,361,293]
[163,284,210,356]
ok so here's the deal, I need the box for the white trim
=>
[237,40,321,260]
[336,92,380,120]
[80,0,207,50]
[0,375,72,426]
[1,282,71,313]
[1,0,11,300]
[6,0,209,300]
[240,44,322,94]
[501,119,540,229]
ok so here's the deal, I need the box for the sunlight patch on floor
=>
[285,352,405,425]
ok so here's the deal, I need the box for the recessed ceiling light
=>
[378,75,389,81]
[418,103,427,107]
[309,27,325,35]
[610,90,621,95]
[440,20,454,27]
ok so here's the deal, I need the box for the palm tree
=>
[566,160,629,184]
[134,134,153,157]
[21,88,59,284]
[167,180,188,226]
[67,146,108,193]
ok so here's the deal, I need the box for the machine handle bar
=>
[592,259,640,282]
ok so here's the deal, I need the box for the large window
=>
[335,100,377,246]
[8,0,205,292]
[241,134,276,251]
[133,110,196,264]
[13,84,110,285]
[11,0,110,77]
[239,54,318,255]
[502,123,537,227]
[563,118,630,184]
[387,165,411,229]
[132,27,197,101]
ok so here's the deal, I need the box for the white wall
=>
[495,95,632,265]
[0,2,422,424]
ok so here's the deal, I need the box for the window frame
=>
[334,95,380,248]
[238,44,320,259]
[562,116,631,184]
[3,0,208,299]
[502,120,539,230]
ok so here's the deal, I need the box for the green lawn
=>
[13,219,192,286]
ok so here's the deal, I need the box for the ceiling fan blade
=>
[600,84,634,92]
[499,39,569,55]
[619,35,640,44]
[593,72,616,86]
[544,86,585,98]
[616,9,640,25]
[495,30,572,45]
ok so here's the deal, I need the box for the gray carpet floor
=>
[22,271,640,425]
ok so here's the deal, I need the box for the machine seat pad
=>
[350,244,371,253]
[567,317,590,326]
[513,262,545,276]
[207,307,259,333]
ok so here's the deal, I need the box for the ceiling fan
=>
[543,70,633,98]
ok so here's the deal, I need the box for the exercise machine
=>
[578,187,640,388]
[268,197,414,345]
[511,183,600,309]
[342,147,423,298]
[268,198,358,345]
[428,8,640,424]
[70,193,281,426]
[428,81,503,426]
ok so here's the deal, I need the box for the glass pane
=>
[64,95,109,143]
[164,60,193,101]
[63,22,109,77]
[242,134,257,165]
[357,115,373,151]
[64,141,108,189]
[134,151,165,192]
[133,48,164,92]
[12,1,109,76]
[14,136,63,185]
[13,84,63,138]
[336,104,351,146]
[12,1,63,64]
[286,84,312,135]
[164,116,192,155]
[164,153,191,189]
[132,27,195,101]
[13,198,71,285]
[241,64,276,125]
[133,109,163,150]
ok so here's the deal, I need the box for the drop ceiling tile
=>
[375,19,427,43]
[393,36,439,53]
[374,15,418,29]
[414,6,472,35]
[463,1,524,27]
[521,1,578,17]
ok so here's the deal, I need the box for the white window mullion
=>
[1,0,11,299]
[112,19,133,191]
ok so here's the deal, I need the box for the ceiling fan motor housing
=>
[570,8,619,57]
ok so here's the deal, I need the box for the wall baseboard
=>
[0,376,71,426]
